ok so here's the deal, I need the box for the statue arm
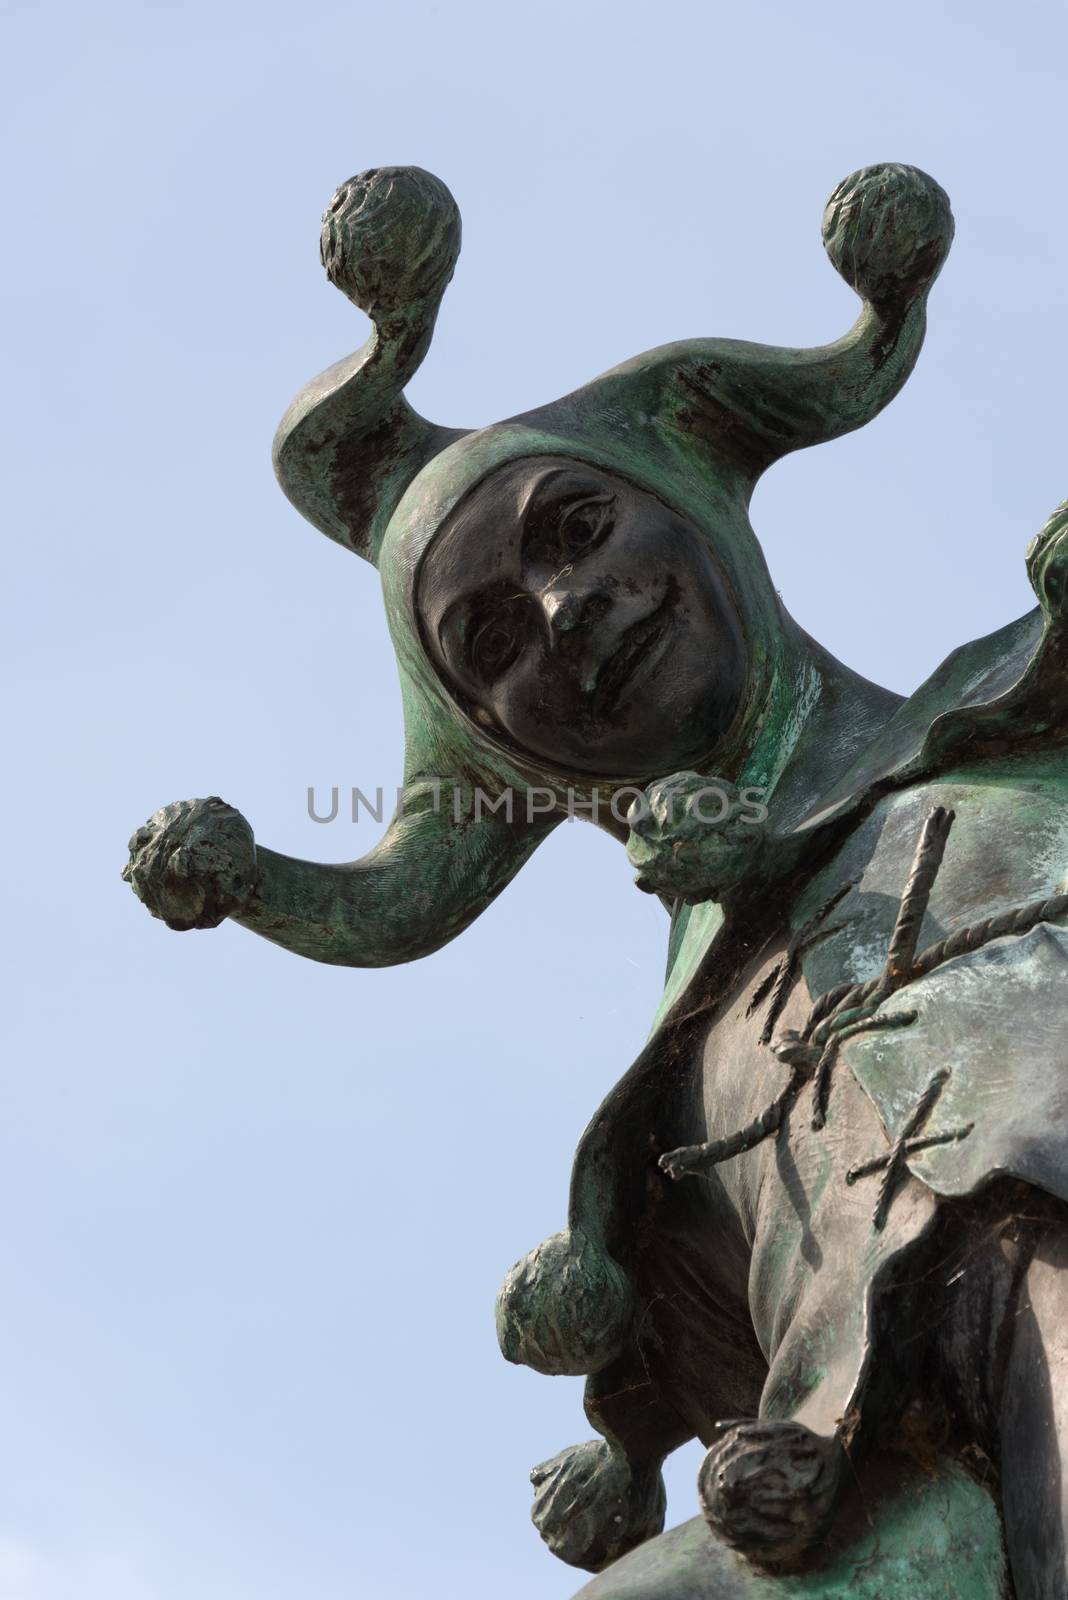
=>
[123,791,557,968]
[235,811,555,967]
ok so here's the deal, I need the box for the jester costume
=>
[124,162,1068,1599]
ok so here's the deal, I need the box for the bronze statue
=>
[124,163,1068,1599]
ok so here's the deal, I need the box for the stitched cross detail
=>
[845,1069,974,1231]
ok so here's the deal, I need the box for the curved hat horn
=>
[272,166,468,564]
[662,163,954,484]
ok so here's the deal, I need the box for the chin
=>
[610,720,724,781]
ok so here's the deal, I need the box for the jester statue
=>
[124,162,1068,1598]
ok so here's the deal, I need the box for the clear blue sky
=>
[3,1,1066,1595]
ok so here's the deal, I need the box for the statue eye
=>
[470,613,524,680]
[557,494,614,556]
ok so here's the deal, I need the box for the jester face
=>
[416,456,748,779]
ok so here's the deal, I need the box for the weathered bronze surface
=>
[123,163,1068,1597]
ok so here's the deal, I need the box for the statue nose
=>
[543,587,610,641]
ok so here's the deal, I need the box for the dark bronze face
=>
[416,456,748,778]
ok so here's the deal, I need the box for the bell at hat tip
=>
[1026,499,1068,621]
[319,165,462,318]
[822,162,954,306]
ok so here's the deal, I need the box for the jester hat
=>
[272,163,953,964]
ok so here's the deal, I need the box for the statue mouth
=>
[593,595,673,715]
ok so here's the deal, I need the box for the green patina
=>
[122,161,1068,1597]
[574,1459,1008,1599]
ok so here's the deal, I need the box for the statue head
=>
[415,455,748,778]
[271,160,953,955]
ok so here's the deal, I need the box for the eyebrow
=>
[515,466,575,523]
[518,466,604,524]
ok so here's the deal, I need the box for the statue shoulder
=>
[791,769,1068,1211]
[799,753,1068,1002]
